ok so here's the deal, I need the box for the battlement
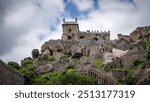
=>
[61,18,110,42]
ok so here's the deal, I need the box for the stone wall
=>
[88,68,120,85]
[0,60,24,85]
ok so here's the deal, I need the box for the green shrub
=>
[33,69,97,85]
[123,76,139,85]
[32,49,39,59]
[48,56,55,62]
[22,59,33,67]
[92,60,105,70]
[8,61,20,70]
[146,51,150,60]
[42,55,55,62]
[20,63,37,81]
[133,60,145,68]
[66,65,75,69]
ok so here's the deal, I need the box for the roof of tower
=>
[62,18,78,25]
[63,21,78,24]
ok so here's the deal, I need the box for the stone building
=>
[61,18,110,42]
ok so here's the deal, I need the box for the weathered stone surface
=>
[80,56,90,64]
[0,60,24,85]
[118,34,131,44]
[71,45,83,58]
[36,64,54,74]
[130,29,142,42]
[53,52,62,60]
[137,68,150,85]
[43,49,50,55]
[38,20,150,85]
[112,70,127,80]
[132,68,144,78]
[90,54,102,63]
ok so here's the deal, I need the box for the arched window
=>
[68,28,72,32]
[79,36,84,39]
[93,37,98,41]
[67,36,72,40]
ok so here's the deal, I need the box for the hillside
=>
[0,19,150,85]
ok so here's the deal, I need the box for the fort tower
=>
[62,18,79,41]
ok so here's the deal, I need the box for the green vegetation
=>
[47,56,55,62]
[22,58,33,67]
[33,68,97,85]
[133,60,146,69]
[20,58,37,81]
[42,55,55,62]
[20,64,37,81]
[142,41,150,49]
[17,61,97,85]
[66,65,75,69]
[146,51,150,60]
[32,49,39,59]
[7,61,20,70]
[92,60,113,72]
[119,76,139,85]
[92,60,105,70]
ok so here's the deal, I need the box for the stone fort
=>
[62,18,110,42]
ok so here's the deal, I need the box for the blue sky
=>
[0,0,150,63]
[63,0,99,18]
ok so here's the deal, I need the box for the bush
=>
[48,56,55,62]
[32,49,39,59]
[33,69,97,85]
[146,51,150,60]
[123,76,139,85]
[8,61,20,70]
[22,59,33,67]
[92,60,105,70]
[66,65,75,69]
[41,55,55,62]
[20,63,37,81]
[133,60,145,68]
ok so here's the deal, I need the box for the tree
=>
[8,61,20,70]
[32,49,39,59]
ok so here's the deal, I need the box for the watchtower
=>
[61,18,79,41]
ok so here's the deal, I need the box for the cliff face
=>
[0,60,24,85]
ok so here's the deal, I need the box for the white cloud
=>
[1,0,150,64]
[1,0,64,63]
[78,0,150,39]
[72,0,94,12]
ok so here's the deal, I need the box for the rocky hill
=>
[0,19,150,85]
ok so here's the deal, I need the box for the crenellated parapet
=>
[61,18,110,42]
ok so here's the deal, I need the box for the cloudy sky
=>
[0,0,150,63]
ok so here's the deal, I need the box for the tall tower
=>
[61,18,79,41]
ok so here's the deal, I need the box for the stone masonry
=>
[0,60,24,85]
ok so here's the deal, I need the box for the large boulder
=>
[0,60,24,85]
[118,34,131,44]
[36,64,54,74]
[43,49,50,55]
[53,52,62,60]
[71,45,83,58]
[130,28,142,42]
